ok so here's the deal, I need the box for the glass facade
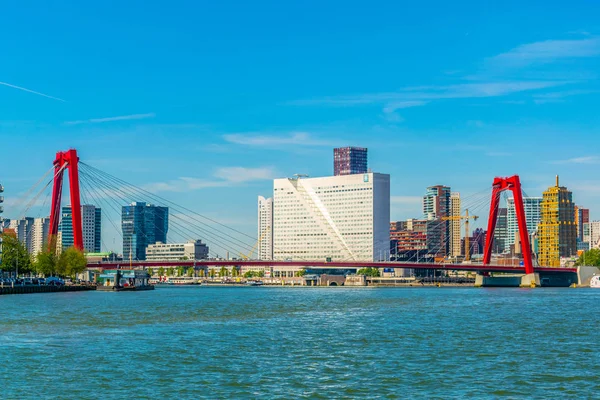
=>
[333,147,368,176]
[122,202,169,261]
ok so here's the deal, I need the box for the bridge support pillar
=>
[474,273,523,287]
[519,273,540,288]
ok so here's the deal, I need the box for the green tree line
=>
[1,233,86,277]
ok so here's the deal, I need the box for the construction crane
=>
[240,226,270,260]
[442,209,479,262]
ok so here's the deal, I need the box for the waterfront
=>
[1,287,599,399]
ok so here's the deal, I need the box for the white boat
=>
[167,277,201,285]
[590,275,600,288]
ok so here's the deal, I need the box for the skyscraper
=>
[575,206,590,242]
[273,172,390,261]
[257,196,273,260]
[59,205,101,253]
[538,177,577,267]
[333,147,368,176]
[450,192,461,257]
[506,197,542,253]
[493,208,508,253]
[30,217,50,256]
[122,202,169,261]
[423,185,451,257]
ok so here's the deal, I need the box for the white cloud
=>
[0,81,66,102]
[223,132,336,147]
[553,156,600,165]
[213,167,276,183]
[65,113,155,125]
[143,167,276,193]
[489,38,600,67]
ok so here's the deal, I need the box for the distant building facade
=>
[273,173,390,261]
[59,205,101,253]
[493,208,508,253]
[423,185,451,257]
[538,178,577,267]
[257,196,273,260]
[450,192,461,257]
[122,202,169,261]
[333,147,368,176]
[3,217,50,256]
[146,240,209,261]
[506,197,542,253]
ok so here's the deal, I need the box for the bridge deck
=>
[88,260,577,274]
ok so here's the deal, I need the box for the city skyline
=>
[2,2,600,244]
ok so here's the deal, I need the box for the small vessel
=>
[246,280,264,287]
[590,275,600,288]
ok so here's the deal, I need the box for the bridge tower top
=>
[48,149,83,251]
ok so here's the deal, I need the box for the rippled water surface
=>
[1,287,599,399]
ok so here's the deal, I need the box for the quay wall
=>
[0,285,96,296]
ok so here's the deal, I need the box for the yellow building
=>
[450,192,462,257]
[537,176,577,267]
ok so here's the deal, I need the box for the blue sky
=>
[2,0,600,250]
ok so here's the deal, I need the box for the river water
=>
[1,287,598,399]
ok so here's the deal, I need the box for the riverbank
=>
[0,284,96,296]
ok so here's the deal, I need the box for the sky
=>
[2,0,600,251]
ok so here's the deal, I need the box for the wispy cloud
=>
[143,166,277,193]
[0,81,65,102]
[65,113,155,125]
[553,156,600,165]
[223,132,336,147]
[488,38,600,68]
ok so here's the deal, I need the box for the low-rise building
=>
[146,240,209,261]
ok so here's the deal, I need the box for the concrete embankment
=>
[0,285,96,296]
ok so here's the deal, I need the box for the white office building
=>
[506,197,542,252]
[273,172,390,261]
[584,221,600,249]
[257,196,273,260]
[146,240,209,261]
[450,192,461,257]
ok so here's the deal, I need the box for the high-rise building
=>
[575,206,590,241]
[333,147,368,176]
[423,185,451,257]
[59,205,101,253]
[493,208,508,253]
[273,172,390,261]
[506,197,542,253]
[257,196,273,260]
[450,192,461,257]
[4,217,49,255]
[538,177,577,267]
[122,202,169,261]
[30,217,50,256]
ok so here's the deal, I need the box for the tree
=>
[244,270,256,278]
[575,248,600,266]
[231,266,239,277]
[186,267,194,277]
[209,268,216,279]
[177,266,185,277]
[295,268,307,277]
[257,270,265,278]
[357,267,380,277]
[147,268,155,277]
[0,233,33,275]
[34,249,58,276]
[58,247,87,278]
[219,266,228,278]
[168,267,175,276]
[157,267,165,277]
